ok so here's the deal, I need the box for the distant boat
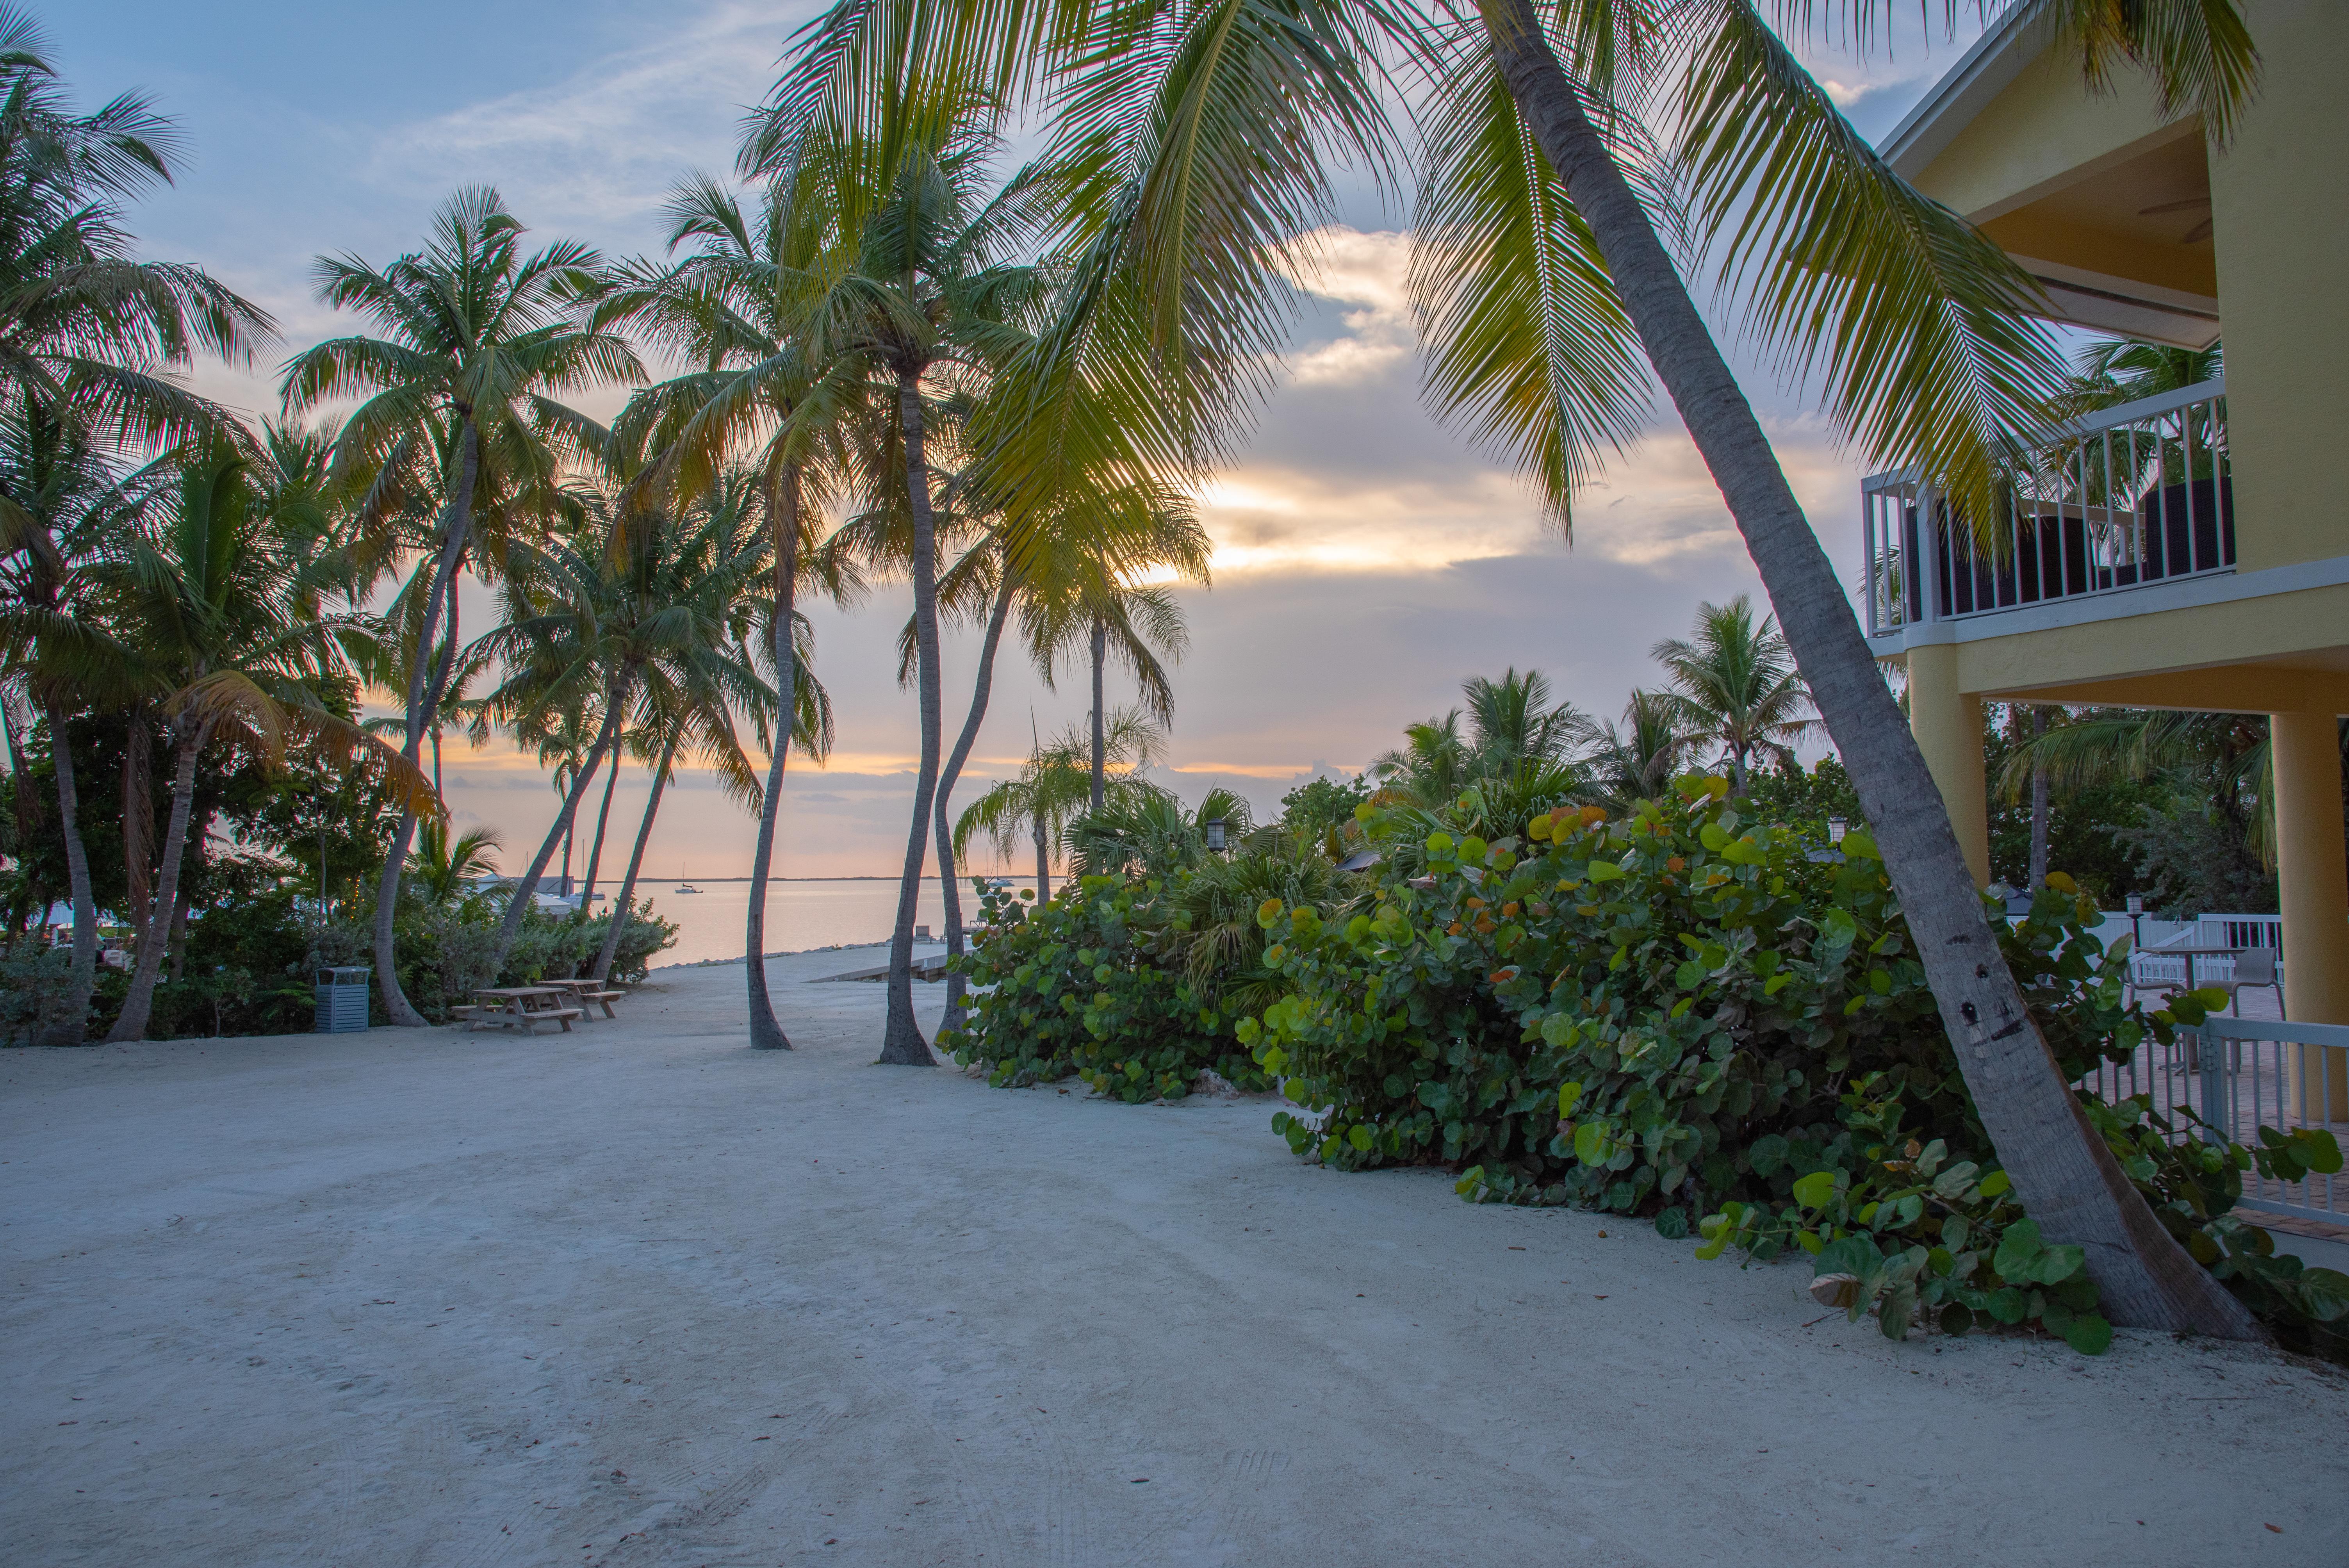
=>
[676,859,702,894]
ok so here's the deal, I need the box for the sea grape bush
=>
[1240,779,2346,1354]
[944,877,1270,1102]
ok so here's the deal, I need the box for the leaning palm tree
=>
[1651,595,1816,794]
[281,186,642,1027]
[761,0,2268,1333]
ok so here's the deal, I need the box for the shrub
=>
[1241,779,2345,1354]
[946,877,1270,1101]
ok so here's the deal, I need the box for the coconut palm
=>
[281,186,642,1026]
[763,0,2269,1332]
[1650,595,1816,794]
[1371,667,1590,809]
[0,18,271,1043]
[600,171,873,1049]
[785,111,1059,1067]
[91,436,432,1041]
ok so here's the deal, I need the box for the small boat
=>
[675,860,702,894]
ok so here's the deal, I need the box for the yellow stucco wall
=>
[1930,579,2349,698]
[2210,0,2349,574]
[1908,49,2177,222]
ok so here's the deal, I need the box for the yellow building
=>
[1862,1,2349,1023]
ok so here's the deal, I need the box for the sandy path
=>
[5,952,2345,1566]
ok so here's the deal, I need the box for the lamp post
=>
[1827,815,1848,846]
[1204,818,1227,854]
[2126,891,2144,950]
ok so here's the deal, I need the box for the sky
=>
[53,1,1985,879]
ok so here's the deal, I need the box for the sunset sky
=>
[60,2,1984,878]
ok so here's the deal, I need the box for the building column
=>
[1906,641,1989,888]
[2272,707,2349,1119]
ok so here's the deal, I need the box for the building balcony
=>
[1861,378,2236,645]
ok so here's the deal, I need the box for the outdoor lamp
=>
[1205,818,1227,853]
[1827,816,1848,844]
[2126,893,2143,916]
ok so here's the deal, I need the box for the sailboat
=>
[675,859,703,894]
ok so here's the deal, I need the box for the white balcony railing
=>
[1862,378,2231,637]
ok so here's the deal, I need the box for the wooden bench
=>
[574,989,626,1019]
[466,1005,581,1035]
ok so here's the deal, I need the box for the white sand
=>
[6,953,2345,1566]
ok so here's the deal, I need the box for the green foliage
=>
[945,876,1269,1102]
[1275,773,1372,844]
[1240,777,2342,1357]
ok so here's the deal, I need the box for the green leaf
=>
[1791,1170,1838,1211]
[1977,1170,2011,1199]
[1556,1079,1584,1117]
[1584,861,1625,883]
[2060,1313,2114,1355]
[1653,1206,1690,1240]
[1348,1124,1373,1152]
[1573,1120,1609,1165]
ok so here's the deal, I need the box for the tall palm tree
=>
[1650,595,1816,794]
[93,436,431,1040]
[281,186,642,1026]
[601,171,870,1049]
[763,0,2267,1333]
[1371,668,1589,809]
[0,15,271,1044]
[787,112,1057,1067]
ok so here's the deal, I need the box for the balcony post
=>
[1905,638,1989,889]
[2272,707,2349,1115]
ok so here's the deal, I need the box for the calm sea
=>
[622,877,1037,967]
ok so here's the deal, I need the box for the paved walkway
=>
[6,952,2346,1566]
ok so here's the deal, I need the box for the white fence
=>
[2078,1018,2349,1228]
[2076,910,2283,990]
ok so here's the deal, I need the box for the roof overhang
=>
[1877,5,2057,178]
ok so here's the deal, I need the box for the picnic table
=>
[541,975,628,1019]
[456,986,583,1033]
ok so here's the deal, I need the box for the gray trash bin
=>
[315,966,371,1033]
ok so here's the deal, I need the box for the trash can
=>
[315,966,371,1033]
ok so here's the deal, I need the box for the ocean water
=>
[618,877,1037,968]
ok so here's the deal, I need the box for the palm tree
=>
[1650,595,1816,795]
[786,112,1057,1067]
[602,173,870,1049]
[0,17,271,1043]
[281,186,642,1027]
[93,436,431,1041]
[1588,689,1704,811]
[1371,668,1590,811]
[470,479,776,976]
[955,710,1166,903]
[409,819,500,908]
[763,0,2267,1333]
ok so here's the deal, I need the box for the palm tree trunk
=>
[123,712,152,942]
[594,736,677,984]
[1089,617,1107,813]
[107,721,210,1042]
[373,417,479,1027]
[749,461,803,1051]
[1483,0,2256,1338]
[880,371,943,1066]
[491,685,625,976]
[582,747,622,906]
[934,574,1017,1037]
[2028,708,2051,887]
[1034,814,1051,904]
[36,698,98,1047]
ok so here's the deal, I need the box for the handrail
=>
[2039,376,2225,443]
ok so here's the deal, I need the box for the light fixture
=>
[2125,892,2143,916]
[1205,818,1227,853]
[1827,816,1848,845]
